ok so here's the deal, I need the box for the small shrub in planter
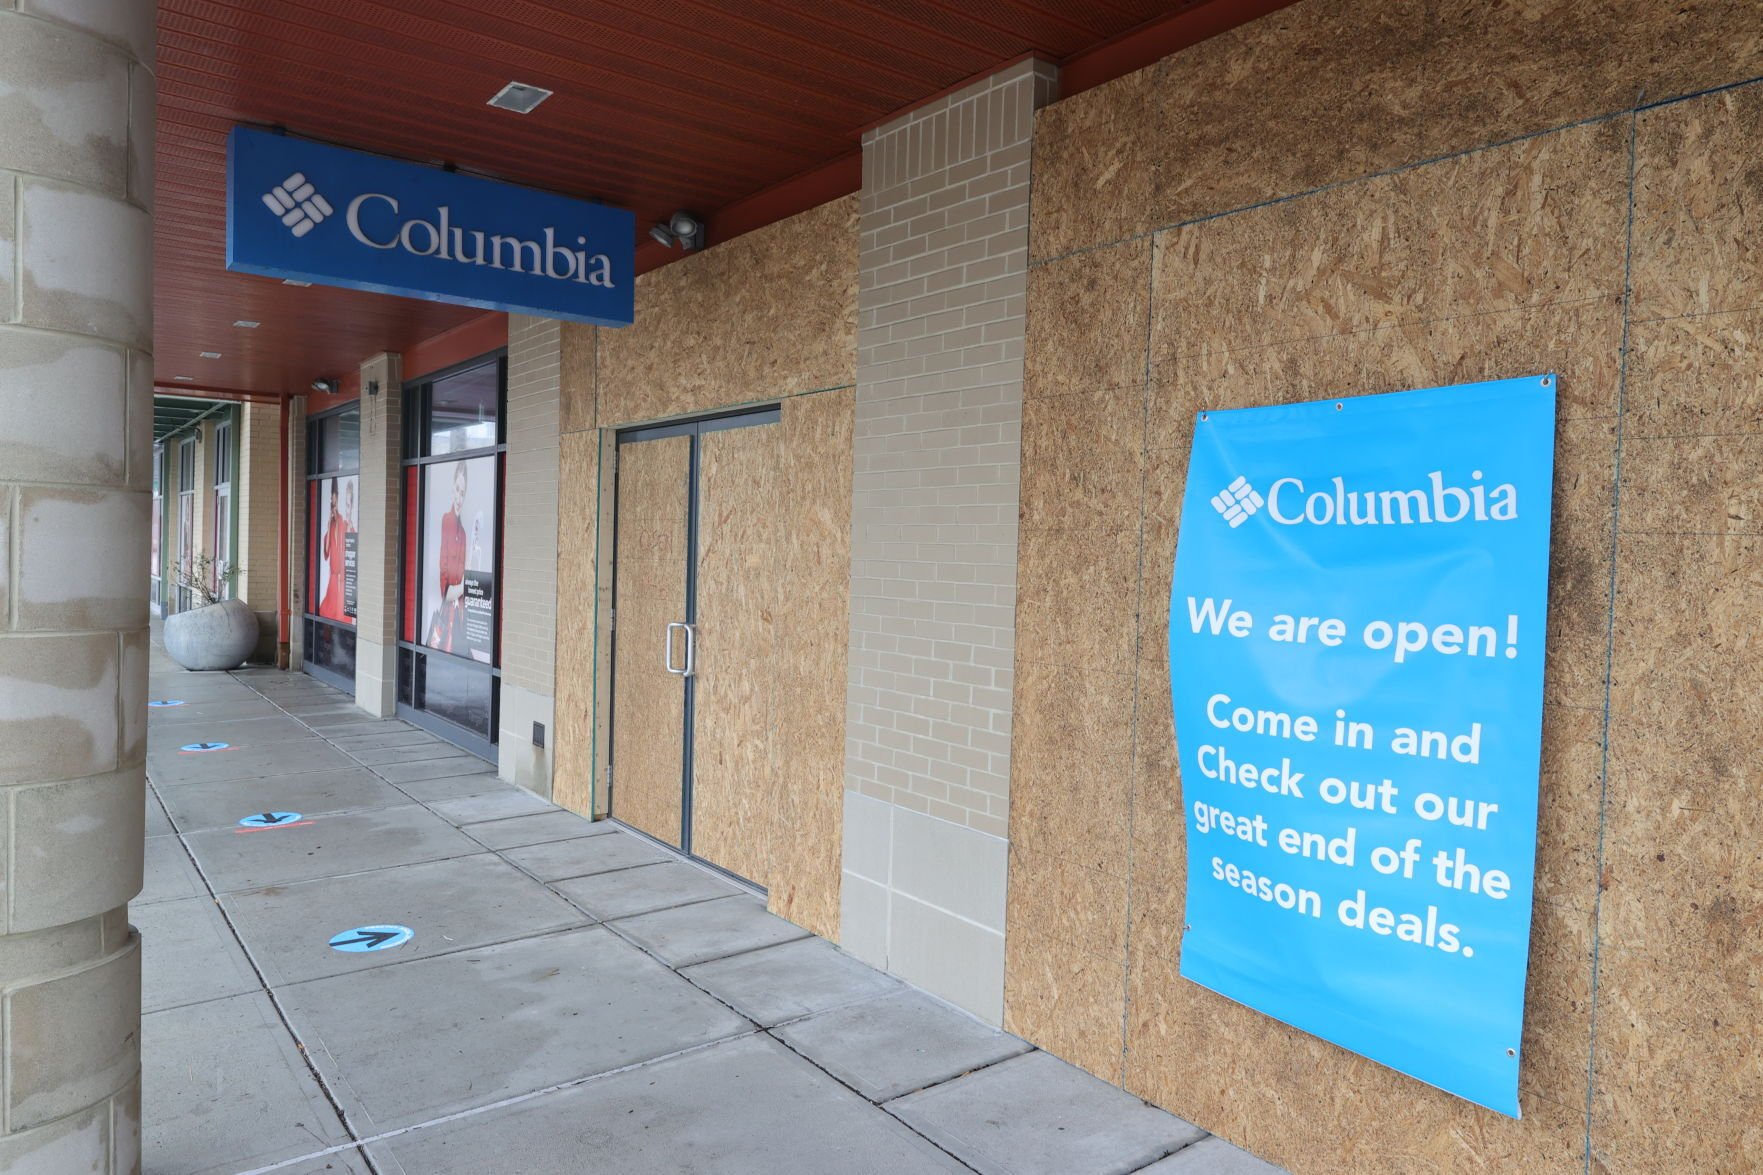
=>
[163,558,260,671]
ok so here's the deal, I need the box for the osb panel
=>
[1031,0,1763,253]
[608,434,690,847]
[553,430,599,817]
[1014,524,1140,675]
[1007,660,1138,878]
[1618,433,1763,536]
[1155,0,1430,230]
[1595,533,1763,1171]
[1006,843,1130,960]
[559,323,596,435]
[1027,67,1162,263]
[595,195,858,428]
[690,422,782,887]
[1631,84,1763,322]
[768,389,854,940]
[1024,237,1151,398]
[1003,660,1136,1076]
[1002,918,1127,1085]
[1406,0,1763,170]
[1624,309,1763,439]
[1019,387,1145,531]
[1149,119,1629,372]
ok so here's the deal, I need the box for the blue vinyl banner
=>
[227,126,634,325]
[1169,375,1556,1116]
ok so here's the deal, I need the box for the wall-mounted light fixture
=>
[648,210,705,252]
[367,379,380,399]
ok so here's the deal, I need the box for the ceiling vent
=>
[488,82,553,114]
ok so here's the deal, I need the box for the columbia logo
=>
[261,172,333,238]
[1211,476,1264,527]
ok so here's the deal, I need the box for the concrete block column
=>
[499,314,562,795]
[286,395,308,669]
[0,1,155,1169]
[842,58,1056,1025]
[355,354,403,716]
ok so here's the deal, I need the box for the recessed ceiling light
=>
[172,375,195,382]
[488,81,553,114]
[199,351,222,359]
[233,320,261,329]
[282,279,311,287]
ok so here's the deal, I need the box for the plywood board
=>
[1027,66,1162,264]
[552,430,600,817]
[1632,87,1763,321]
[608,434,690,847]
[597,196,858,428]
[689,421,783,886]
[1031,0,1763,256]
[559,322,597,435]
[769,389,855,939]
[1596,531,1763,1172]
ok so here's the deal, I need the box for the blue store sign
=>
[227,126,634,326]
[1168,375,1556,1116]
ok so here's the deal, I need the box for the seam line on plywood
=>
[1582,99,1642,1175]
[1118,233,1159,1082]
[1026,69,1763,273]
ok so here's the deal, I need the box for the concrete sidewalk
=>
[138,649,1281,1175]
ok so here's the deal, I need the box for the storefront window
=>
[304,404,361,689]
[398,354,505,758]
[211,417,234,600]
[175,437,196,613]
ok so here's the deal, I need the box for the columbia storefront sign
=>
[226,125,635,325]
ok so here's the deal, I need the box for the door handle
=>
[681,624,696,678]
[664,622,687,675]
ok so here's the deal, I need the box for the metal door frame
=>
[609,403,780,879]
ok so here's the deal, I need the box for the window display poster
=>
[421,455,496,662]
[316,474,359,624]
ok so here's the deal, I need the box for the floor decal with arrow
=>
[329,925,414,953]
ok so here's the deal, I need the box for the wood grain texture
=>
[769,388,854,939]
[689,422,783,886]
[559,323,597,434]
[552,430,599,817]
[609,434,690,847]
[1035,0,1763,259]
[1597,533,1763,1173]
[596,196,858,428]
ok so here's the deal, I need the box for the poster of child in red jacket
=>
[421,455,496,662]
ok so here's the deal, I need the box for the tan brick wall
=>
[499,314,562,791]
[501,314,561,697]
[840,57,1057,1025]
[286,396,307,667]
[235,401,280,611]
[845,57,1055,838]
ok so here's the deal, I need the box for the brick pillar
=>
[286,395,308,669]
[0,1,154,1169]
[236,401,284,661]
[355,355,403,715]
[499,314,562,794]
[842,58,1056,1025]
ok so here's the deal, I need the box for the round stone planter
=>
[163,597,260,671]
